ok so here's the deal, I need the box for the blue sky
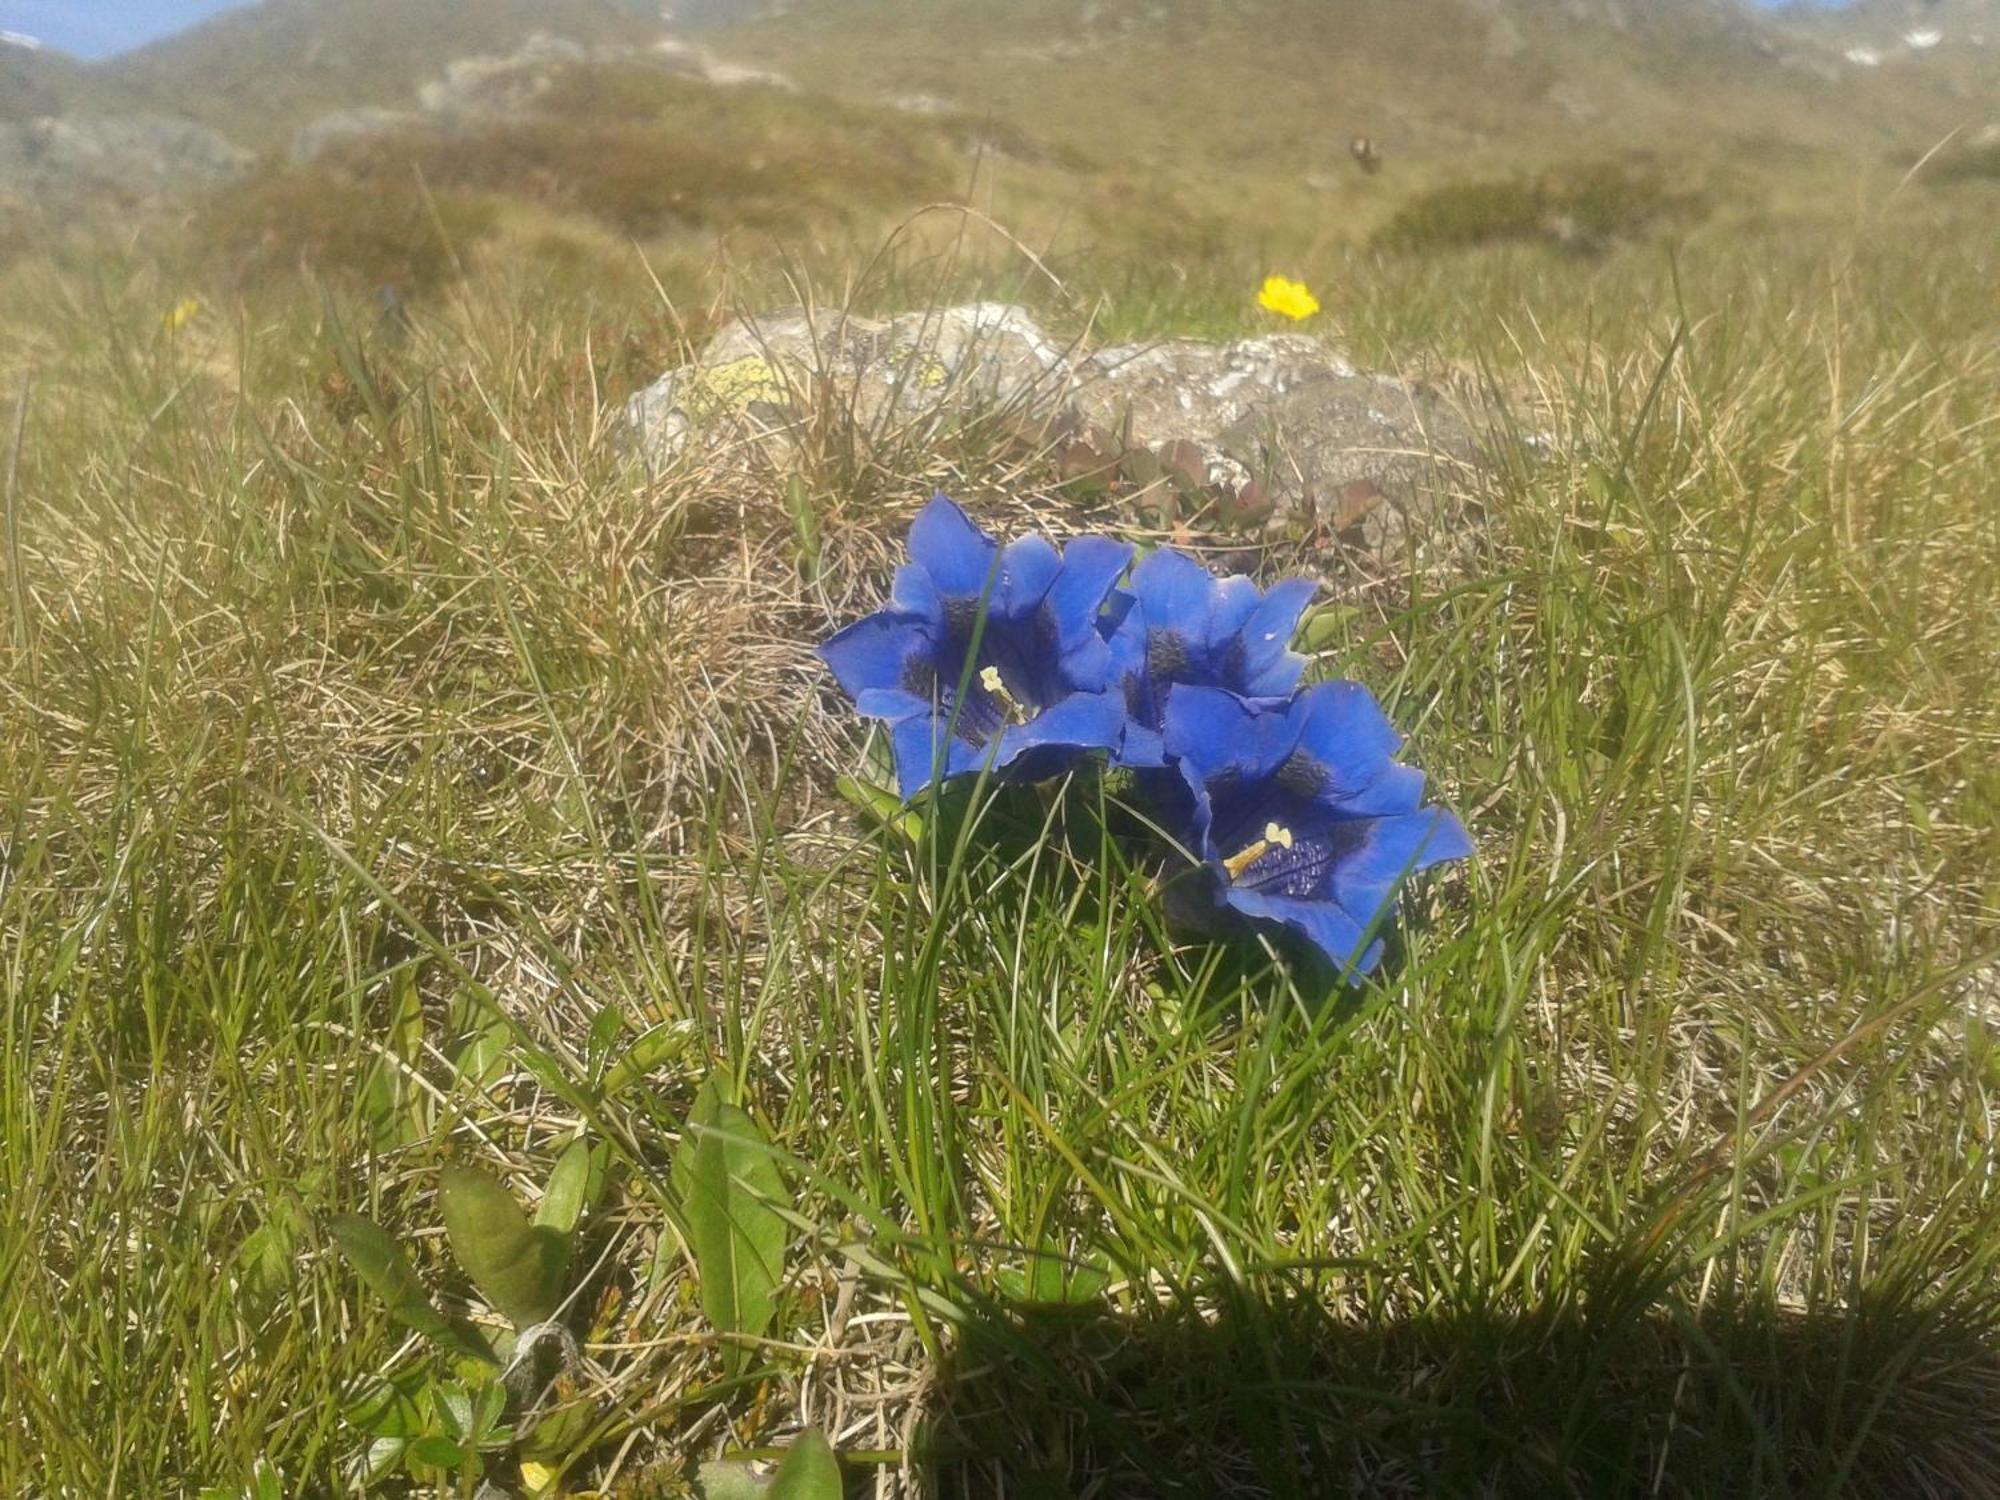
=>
[0,0,259,59]
[0,0,1852,61]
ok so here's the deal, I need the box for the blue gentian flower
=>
[818,495,1134,799]
[1163,681,1472,975]
[1104,548,1317,766]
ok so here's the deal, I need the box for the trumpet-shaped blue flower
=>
[818,496,1134,799]
[1163,681,1472,975]
[1103,548,1317,766]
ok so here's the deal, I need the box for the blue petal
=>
[1289,681,1419,809]
[889,713,984,799]
[1329,807,1473,929]
[1115,720,1167,770]
[1129,548,1217,637]
[994,535,1062,619]
[854,687,929,721]
[1161,684,1302,788]
[1204,573,1264,649]
[1103,588,1147,682]
[1221,884,1381,975]
[1045,535,1135,654]
[1237,578,1316,697]
[819,612,931,700]
[889,562,942,620]
[993,690,1127,771]
[908,494,996,600]
[1099,586,1138,641]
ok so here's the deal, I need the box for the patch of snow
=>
[0,29,42,50]
[1904,28,1943,51]
[1845,46,1883,67]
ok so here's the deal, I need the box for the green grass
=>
[1,199,1997,1498]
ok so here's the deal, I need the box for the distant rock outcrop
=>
[623,305,1478,558]
[0,113,252,203]
[289,29,792,162]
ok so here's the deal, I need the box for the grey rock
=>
[1072,334,1475,551]
[623,305,1477,555]
[289,105,425,165]
[624,302,1074,470]
[290,29,782,161]
[0,113,252,202]
[416,32,594,117]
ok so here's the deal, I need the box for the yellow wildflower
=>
[162,296,202,333]
[1257,275,1320,322]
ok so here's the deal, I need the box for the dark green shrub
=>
[1930,142,2000,185]
[195,169,498,291]
[1375,162,1702,254]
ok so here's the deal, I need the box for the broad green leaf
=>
[534,1137,603,1235]
[251,1456,282,1500]
[670,1077,790,1374]
[359,971,429,1149]
[359,1436,408,1483]
[586,1004,627,1070]
[834,774,921,843]
[692,1432,841,1500]
[769,1430,842,1500]
[233,1208,300,1322]
[439,1167,569,1329]
[434,1381,477,1441]
[1297,603,1358,654]
[450,1012,512,1093]
[327,1213,493,1362]
[517,1394,599,1463]
[996,1254,1110,1309]
[408,1434,470,1471]
[695,1459,772,1500]
[600,1020,695,1098]
[345,1374,425,1439]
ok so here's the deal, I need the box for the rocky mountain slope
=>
[97,0,665,146]
[3,0,1994,277]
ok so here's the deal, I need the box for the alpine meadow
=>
[1,1,1998,1496]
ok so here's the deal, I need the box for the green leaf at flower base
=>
[695,1459,772,1500]
[835,773,921,843]
[996,1253,1111,1311]
[195,1457,283,1500]
[359,1436,409,1484]
[600,1020,696,1098]
[1297,602,1360,655]
[439,1167,570,1330]
[407,1434,470,1472]
[534,1136,606,1235]
[693,1432,844,1500]
[517,1393,600,1464]
[670,1076,790,1375]
[769,1430,843,1500]
[449,1011,513,1095]
[327,1214,495,1364]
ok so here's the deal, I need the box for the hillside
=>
[715,0,1991,199]
[101,0,666,146]
[6,0,1996,292]
[0,38,96,119]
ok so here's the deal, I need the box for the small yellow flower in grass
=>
[1257,275,1320,321]
[162,296,202,333]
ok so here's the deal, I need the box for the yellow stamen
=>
[1222,822,1294,881]
[978,664,1027,722]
